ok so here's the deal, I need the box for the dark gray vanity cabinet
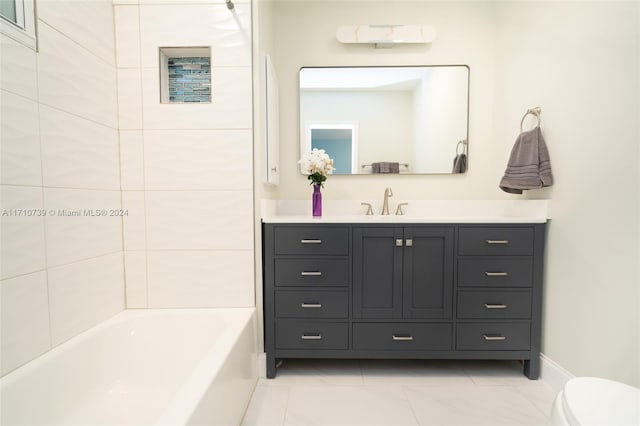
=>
[263,222,546,380]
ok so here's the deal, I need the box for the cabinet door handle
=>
[301,334,322,340]
[300,239,322,244]
[405,239,413,247]
[301,303,322,308]
[485,271,508,277]
[484,303,508,309]
[300,271,322,276]
[395,239,403,247]
[485,239,509,244]
[392,335,414,341]
[483,334,507,341]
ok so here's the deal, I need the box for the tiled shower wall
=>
[114,1,254,308]
[0,1,123,375]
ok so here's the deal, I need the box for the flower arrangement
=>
[298,148,335,187]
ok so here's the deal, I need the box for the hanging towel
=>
[499,126,553,194]
[452,153,467,173]
[372,162,400,174]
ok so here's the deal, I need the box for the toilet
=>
[551,377,640,425]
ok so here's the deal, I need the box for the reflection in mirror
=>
[299,65,469,175]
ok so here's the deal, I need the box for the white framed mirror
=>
[299,65,470,175]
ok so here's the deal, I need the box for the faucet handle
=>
[361,202,374,215]
[395,203,408,215]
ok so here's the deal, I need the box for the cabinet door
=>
[403,227,454,319]
[353,227,403,319]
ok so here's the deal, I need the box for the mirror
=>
[299,65,469,175]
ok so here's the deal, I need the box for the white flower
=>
[298,148,334,186]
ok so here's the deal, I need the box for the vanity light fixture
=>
[336,25,436,48]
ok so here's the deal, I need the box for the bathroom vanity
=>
[262,206,547,379]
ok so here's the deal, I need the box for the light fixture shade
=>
[336,25,436,48]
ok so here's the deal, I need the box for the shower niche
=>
[159,46,211,103]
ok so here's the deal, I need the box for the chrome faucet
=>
[381,187,393,215]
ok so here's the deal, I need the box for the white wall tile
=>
[37,23,118,129]
[144,129,252,190]
[0,35,38,100]
[145,190,253,250]
[140,67,251,129]
[119,130,145,190]
[124,251,147,308]
[48,253,124,346]
[147,250,254,308]
[139,3,251,68]
[0,271,51,375]
[0,186,47,280]
[44,189,123,267]
[117,68,143,129]
[114,5,141,68]
[37,0,116,66]
[0,90,42,186]
[40,105,120,190]
[122,191,146,250]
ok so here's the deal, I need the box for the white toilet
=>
[551,377,640,425]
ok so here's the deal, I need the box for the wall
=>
[114,0,254,308]
[264,0,639,386]
[493,1,639,386]
[0,0,123,375]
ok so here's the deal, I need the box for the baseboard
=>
[540,353,575,393]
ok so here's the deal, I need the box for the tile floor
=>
[241,359,557,426]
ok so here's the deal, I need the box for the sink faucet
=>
[381,187,393,215]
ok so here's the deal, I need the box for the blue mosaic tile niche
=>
[168,57,211,103]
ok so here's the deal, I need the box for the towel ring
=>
[520,107,541,132]
[456,139,467,155]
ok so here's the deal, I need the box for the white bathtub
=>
[0,308,258,426]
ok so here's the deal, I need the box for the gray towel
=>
[452,153,467,173]
[499,126,553,194]
[372,162,400,174]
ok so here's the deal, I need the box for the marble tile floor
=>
[241,359,557,426]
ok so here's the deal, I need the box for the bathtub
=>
[0,308,258,426]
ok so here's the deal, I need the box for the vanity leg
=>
[524,358,540,380]
[266,354,277,378]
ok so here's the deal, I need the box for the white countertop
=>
[261,200,550,224]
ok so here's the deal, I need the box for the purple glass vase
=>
[312,184,322,217]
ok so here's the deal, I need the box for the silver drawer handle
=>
[486,239,509,244]
[484,303,508,309]
[301,334,322,340]
[300,271,322,276]
[485,271,508,277]
[301,303,322,308]
[483,335,507,341]
[300,239,322,244]
[392,335,414,341]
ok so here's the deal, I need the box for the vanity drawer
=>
[275,320,348,349]
[275,289,348,318]
[274,227,349,255]
[457,290,532,319]
[274,259,350,287]
[353,323,452,351]
[458,257,533,287]
[456,322,531,351]
[458,227,534,256]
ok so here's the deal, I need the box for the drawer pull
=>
[484,303,508,309]
[485,239,509,244]
[301,334,322,340]
[485,271,508,277]
[392,335,414,341]
[483,334,507,341]
[300,303,322,308]
[300,271,322,276]
[300,239,322,244]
